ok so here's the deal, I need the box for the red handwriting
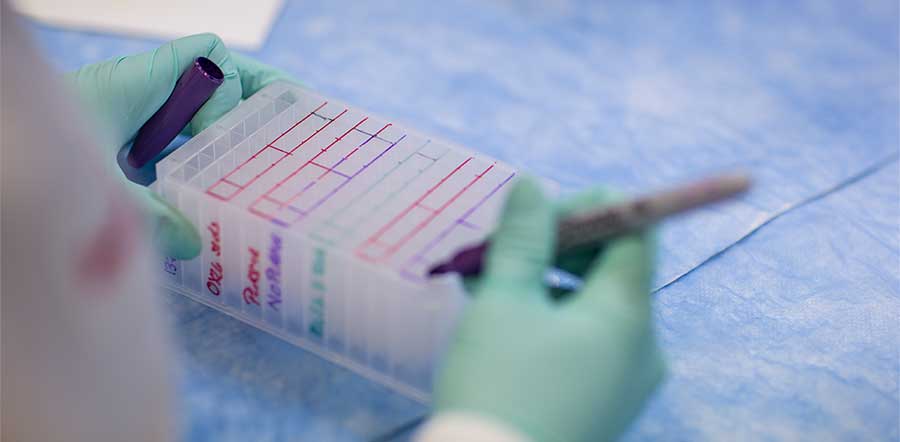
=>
[242,247,261,306]
[206,262,223,296]
[206,222,223,296]
[209,222,221,257]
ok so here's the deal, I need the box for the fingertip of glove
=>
[506,176,547,209]
[155,215,202,260]
[492,176,555,248]
[143,192,202,259]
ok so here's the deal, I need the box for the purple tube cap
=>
[427,242,489,277]
[126,57,224,170]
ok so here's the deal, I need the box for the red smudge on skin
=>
[77,197,139,289]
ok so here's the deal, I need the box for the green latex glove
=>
[434,177,666,442]
[67,33,296,259]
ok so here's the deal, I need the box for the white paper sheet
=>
[13,0,284,50]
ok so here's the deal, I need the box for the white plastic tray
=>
[152,82,518,401]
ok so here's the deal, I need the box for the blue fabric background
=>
[26,1,898,440]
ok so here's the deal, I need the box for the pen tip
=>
[427,263,450,276]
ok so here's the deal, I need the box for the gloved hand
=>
[67,33,297,259]
[433,177,666,442]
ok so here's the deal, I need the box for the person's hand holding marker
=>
[67,33,299,259]
[420,177,666,442]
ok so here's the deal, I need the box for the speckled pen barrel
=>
[126,57,224,169]
[428,173,751,277]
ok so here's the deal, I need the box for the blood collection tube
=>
[126,57,224,169]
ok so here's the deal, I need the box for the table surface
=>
[27,1,899,440]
